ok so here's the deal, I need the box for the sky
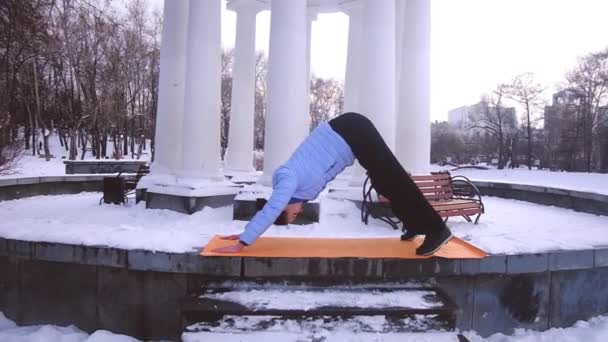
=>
[148,0,608,122]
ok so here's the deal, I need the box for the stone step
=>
[181,284,456,334]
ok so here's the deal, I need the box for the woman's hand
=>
[218,234,241,240]
[212,242,245,254]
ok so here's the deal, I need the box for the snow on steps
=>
[181,284,458,337]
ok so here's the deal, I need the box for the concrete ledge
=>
[34,242,86,264]
[308,258,383,278]
[594,248,608,267]
[0,178,17,186]
[16,177,41,185]
[64,160,147,175]
[145,192,236,215]
[6,239,33,259]
[127,250,241,276]
[84,246,128,268]
[549,250,594,271]
[473,181,608,216]
[0,237,7,256]
[5,238,608,279]
[243,258,310,277]
[546,187,571,196]
[18,241,129,269]
[461,255,507,274]
[507,253,549,274]
[383,258,461,278]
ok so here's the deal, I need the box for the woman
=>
[213,112,452,256]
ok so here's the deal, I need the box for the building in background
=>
[448,102,517,135]
[543,89,608,171]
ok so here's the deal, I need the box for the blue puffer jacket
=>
[239,122,355,245]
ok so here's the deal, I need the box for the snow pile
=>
[1,134,150,179]
[466,315,608,342]
[202,288,440,311]
[0,312,139,342]
[183,315,608,342]
[4,311,608,341]
[439,167,608,196]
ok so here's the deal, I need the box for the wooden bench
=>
[361,172,485,230]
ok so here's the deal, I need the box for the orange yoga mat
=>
[201,236,487,259]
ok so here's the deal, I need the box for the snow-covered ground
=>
[434,166,608,196]
[0,134,151,179]
[0,191,607,255]
[0,312,138,342]
[3,310,608,342]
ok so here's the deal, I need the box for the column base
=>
[233,185,320,224]
[223,170,261,185]
[137,174,242,215]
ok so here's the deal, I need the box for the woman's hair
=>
[256,198,288,225]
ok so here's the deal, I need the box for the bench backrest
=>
[411,173,453,201]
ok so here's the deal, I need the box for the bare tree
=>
[220,49,233,158]
[469,85,517,169]
[430,121,466,164]
[253,52,268,151]
[506,73,544,169]
[309,77,344,131]
[565,48,608,172]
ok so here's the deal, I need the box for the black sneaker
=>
[416,228,453,256]
[400,230,418,241]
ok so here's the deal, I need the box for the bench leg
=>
[474,213,482,224]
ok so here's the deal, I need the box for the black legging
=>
[329,112,445,234]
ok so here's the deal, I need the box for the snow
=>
[0,192,607,254]
[466,315,608,342]
[3,308,608,342]
[0,133,150,179]
[0,312,139,342]
[184,330,460,342]
[434,166,608,196]
[183,315,608,341]
[184,315,453,341]
[202,288,440,310]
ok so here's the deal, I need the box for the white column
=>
[225,1,260,172]
[342,2,365,184]
[152,0,188,173]
[349,0,396,186]
[396,0,431,174]
[260,0,308,185]
[361,0,396,149]
[343,3,363,113]
[305,10,318,120]
[181,0,222,179]
[395,0,406,106]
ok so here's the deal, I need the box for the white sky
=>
[148,0,608,122]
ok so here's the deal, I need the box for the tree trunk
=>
[24,126,31,151]
[80,133,88,160]
[130,119,135,158]
[25,102,36,156]
[101,132,107,158]
[526,106,532,170]
[69,129,78,160]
